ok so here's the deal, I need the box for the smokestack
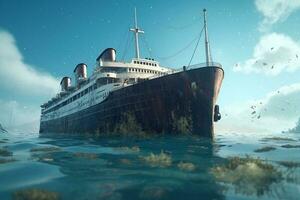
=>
[60,77,71,92]
[73,63,87,87]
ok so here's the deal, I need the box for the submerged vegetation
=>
[13,188,59,200]
[114,146,140,153]
[171,110,193,134]
[254,146,276,153]
[211,156,283,196]
[177,161,196,171]
[141,151,172,167]
[113,112,145,137]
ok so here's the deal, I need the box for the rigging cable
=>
[141,35,153,58]
[187,25,205,68]
[121,29,134,61]
[155,33,200,61]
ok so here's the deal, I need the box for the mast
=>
[130,8,144,59]
[203,9,212,65]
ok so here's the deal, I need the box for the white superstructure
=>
[41,9,175,122]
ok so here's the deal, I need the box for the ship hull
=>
[40,66,224,137]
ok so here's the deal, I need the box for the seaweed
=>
[113,112,146,137]
[172,116,192,134]
[141,151,172,167]
[12,188,59,200]
[114,146,140,153]
[211,156,283,196]
[177,161,196,171]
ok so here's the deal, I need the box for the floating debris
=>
[12,188,59,200]
[73,152,98,160]
[141,151,172,167]
[296,54,298,59]
[262,62,268,66]
[270,47,274,50]
[177,161,196,171]
[281,144,300,149]
[30,146,61,153]
[251,111,256,115]
[0,148,13,157]
[211,156,283,196]
[271,65,274,69]
[254,146,276,153]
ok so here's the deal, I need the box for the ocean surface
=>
[1,132,300,200]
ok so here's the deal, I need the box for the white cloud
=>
[234,33,300,76]
[0,30,59,97]
[217,83,300,134]
[255,0,300,31]
[0,29,60,132]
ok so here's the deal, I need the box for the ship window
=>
[134,61,136,64]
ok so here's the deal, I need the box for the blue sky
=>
[0,0,300,133]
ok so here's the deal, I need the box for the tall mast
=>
[203,9,212,65]
[130,8,144,59]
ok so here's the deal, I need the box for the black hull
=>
[40,67,224,137]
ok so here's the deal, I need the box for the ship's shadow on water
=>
[1,133,300,200]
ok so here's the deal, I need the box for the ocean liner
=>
[40,9,224,137]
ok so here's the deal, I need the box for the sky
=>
[0,0,299,133]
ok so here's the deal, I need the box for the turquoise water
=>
[1,132,300,200]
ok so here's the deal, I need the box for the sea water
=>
[0,132,300,200]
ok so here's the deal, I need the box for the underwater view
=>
[1,132,300,200]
